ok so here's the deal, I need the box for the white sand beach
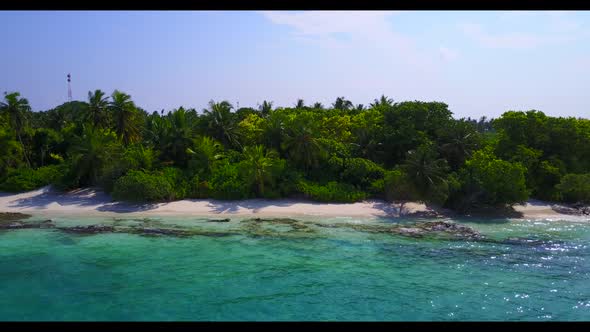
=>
[0,186,588,221]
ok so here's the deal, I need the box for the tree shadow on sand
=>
[371,200,445,218]
[204,199,299,214]
[5,187,159,214]
[8,187,107,209]
[371,200,520,224]
[95,202,159,213]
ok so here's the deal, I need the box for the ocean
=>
[0,214,589,321]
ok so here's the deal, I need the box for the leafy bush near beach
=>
[187,175,211,199]
[383,170,420,202]
[341,157,385,188]
[111,170,175,202]
[0,164,64,192]
[274,168,303,198]
[368,178,385,198]
[208,163,251,200]
[298,180,368,203]
[99,145,157,193]
[50,161,82,191]
[556,173,590,204]
[448,148,529,210]
[160,167,190,200]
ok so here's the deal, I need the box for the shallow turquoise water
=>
[0,215,589,321]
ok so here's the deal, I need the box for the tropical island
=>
[1,91,589,218]
[4,9,590,322]
[2,92,590,321]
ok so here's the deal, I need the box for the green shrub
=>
[531,160,563,201]
[383,169,420,202]
[369,178,385,197]
[463,149,529,205]
[261,189,282,199]
[187,175,211,199]
[341,158,385,187]
[99,167,125,194]
[448,148,529,210]
[0,165,64,192]
[51,161,80,191]
[161,167,189,200]
[209,163,251,200]
[111,170,175,202]
[97,145,157,194]
[298,180,368,203]
[276,168,304,197]
[556,173,590,204]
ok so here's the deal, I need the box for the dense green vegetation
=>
[1,90,589,211]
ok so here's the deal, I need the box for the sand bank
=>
[0,186,587,221]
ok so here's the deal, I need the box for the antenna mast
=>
[67,73,72,102]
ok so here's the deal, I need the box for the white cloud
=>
[461,12,585,50]
[499,11,581,32]
[259,11,430,68]
[460,23,545,49]
[261,11,397,39]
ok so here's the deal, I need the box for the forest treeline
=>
[1,91,589,211]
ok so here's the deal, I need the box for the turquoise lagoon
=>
[0,214,589,321]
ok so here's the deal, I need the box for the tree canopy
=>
[1,90,588,212]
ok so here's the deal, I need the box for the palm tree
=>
[332,97,353,111]
[295,99,305,109]
[86,89,109,128]
[262,111,286,153]
[477,116,492,133]
[31,128,59,167]
[0,92,31,167]
[440,120,480,170]
[109,90,140,145]
[351,130,384,161]
[258,100,273,117]
[161,107,194,166]
[282,120,324,173]
[203,100,241,149]
[69,126,119,186]
[187,136,224,176]
[240,145,279,196]
[145,111,168,149]
[0,126,23,173]
[402,144,449,196]
[370,95,394,108]
[313,102,324,110]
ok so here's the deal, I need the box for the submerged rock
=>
[397,227,424,237]
[0,219,50,230]
[0,214,549,247]
[207,218,231,223]
[416,221,478,233]
[239,217,317,238]
[1,222,26,229]
[410,221,483,240]
[313,220,482,241]
[138,227,191,237]
[39,220,55,229]
[552,205,584,216]
[0,214,55,229]
[59,225,115,234]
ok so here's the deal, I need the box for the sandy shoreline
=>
[0,186,588,221]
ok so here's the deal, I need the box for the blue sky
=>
[1,11,589,119]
